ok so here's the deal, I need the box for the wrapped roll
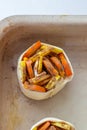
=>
[17,41,74,100]
[30,117,75,130]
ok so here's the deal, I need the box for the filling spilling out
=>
[33,121,71,130]
[20,41,72,92]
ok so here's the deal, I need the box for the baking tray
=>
[0,15,87,130]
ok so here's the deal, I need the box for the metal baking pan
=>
[0,15,87,130]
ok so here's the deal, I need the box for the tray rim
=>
[1,15,87,30]
[0,15,87,43]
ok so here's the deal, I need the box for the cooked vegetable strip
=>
[51,122,71,130]
[36,71,46,76]
[52,126,62,130]
[40,45,48,50]
[38,56,43,73]
[24,81,46,92]
[23,41,41,58]
[34,59,39,76]
[29,73,50,84]
[38,78,51,86]
[30,47,51,63]
[33,127,37,130]
[38,121,51,130]
[43,57,59,76]
[26,60,34,78]
[58,53,72,77]
[50,56,65,77]
[23,57,28,61]
[51,47,63,54]
[30,53,40,63]
[20,61,27,82]
[37,45,48,53]
[41,48,51,56]
[45,77,58,90]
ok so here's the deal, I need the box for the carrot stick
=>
[28,72,50,84]
[23,41,41,58]
[38,77,51,86]
[50,56,65,77]
[24,81,46,92]
[43,57,59,76]
[26,60,34,78]
[58,53,72,77]
[38,121,51,130]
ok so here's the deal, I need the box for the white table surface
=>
[0,0,87,20]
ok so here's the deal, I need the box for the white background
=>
[0,0,87,20]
